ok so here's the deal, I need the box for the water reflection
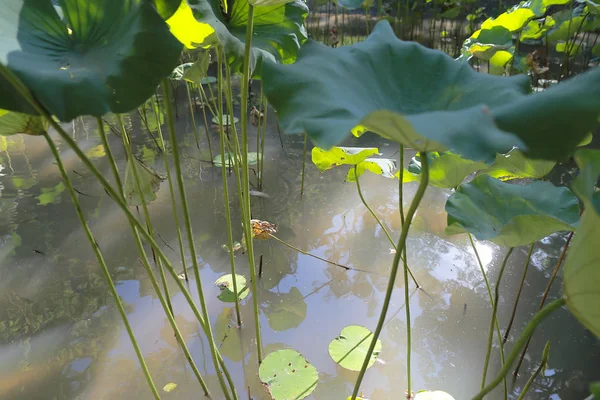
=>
[0,105,597,400]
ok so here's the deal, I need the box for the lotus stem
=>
[301,133,308,195]
[240,3,264,364]
[399,144,405,227]
[513,230,574,377]
[217,46,242,327]
[472,297,565,400]
[468,233,507,399]
[259,92,268,190]
[481,248,513,389]
[185,82,202,150]
[162,79,236,400]
[504,243,535,343]
[152,95,189,281]
[43,132,161,400]
[516,341,550,400]
[351,151,430,400]
[354,166,419,287]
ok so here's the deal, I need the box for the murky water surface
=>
[0,99,598,399]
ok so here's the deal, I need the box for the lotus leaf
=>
[214,274,249,302]
[445,174,580,247]
[188,0,308,75]
[311,147,379,171]
[170,62,194,80]
[0,109,47,136]
[0,0,182,120]
[258,349,318,400]
[213,308,243,361]
[459,26,512,61]
[563,149,600,337]
[261,287,307,331]
[591,381,600,397]
[165,0,216,49]
[401,152,488,189]
[346,158,397,182]
[213,151,260,166]
[479,149,555,181]
[328,325,382,371]
[123,158,163,207]
[263,20,600,163]
[212,114,239,126]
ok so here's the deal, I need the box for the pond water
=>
[0,91,598,400]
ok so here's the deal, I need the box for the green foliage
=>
[0,0,182,120]
[446,175,581,247]
[346,158,396,182]
[0,109,47,136]
[263,20,600,163]
[478,149,555,181]
[162,382,178,392]
[312,147,379,171]
[188,0,308,75]
[212,114,239,126]
[401,152,488,188]
[590,381,600,398]
[213,151,260,166]
[336,0,376,10]
[261,287,307,331]
[123,158,163,206]
[258,349,318,400]
[37,182,66,205]
[328,325,382,371]
[563,149,600,337]
[214,274,249,302]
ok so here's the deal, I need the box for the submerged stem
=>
[472,298,565,400]
[481,247,514,389]
[351,151,430,400]
[44,133,161,400]
[504,243,535,343]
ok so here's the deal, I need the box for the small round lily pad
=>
[211,114,239,126]
[328,325,382,371]
[214,274,248,302]
[414,390,456,400]
[259,349,318,400]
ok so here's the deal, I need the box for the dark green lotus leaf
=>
[0,109,47,136]
[189,0,308,76]
[401,152,488,189]
[563,149,600,337]
[445,174,580,247]
[259,349,318,400]
[478,149,555,181]
[264,20,600,163]
[0,0,182,121]
[153,0,181,20]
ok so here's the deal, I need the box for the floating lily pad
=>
[328,325,382,371]
[263,20,600,163]
[414,390,456,400]
[262,287,307,331]
[123,158,163,207]
[0,109,47,136]
[312,146,379,171]
[163,382,177,392]
[563,149,600,337]
[213,152,260,167]
[0,0,182,120]
[211,115,239,126]
[259,349,318,400]
[446,174,580,247]
[214,274,248,302]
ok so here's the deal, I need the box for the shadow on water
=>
[0,84,598,399]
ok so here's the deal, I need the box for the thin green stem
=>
[217,46,242,327]
[185,83,202,151]
[504,243,535,343]
[162,79,235,400]
[351,151,430,400]
[399,144,405,227]
[301,133,307,195]
[240,3,263,364]
[259,91,267,190]
[44,133,161,400]
[152,95,188,281]
[468,233,507,398]
[354,166,419,287]
[472,298,565,400]
[481,247,514,389]
[516,341,550,400]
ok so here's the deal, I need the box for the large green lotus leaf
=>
[328,325,382,371]
[445,174,580,247]
[563,149,600,337]
[346,158,396,182]
[259,349,318,400]
[261,287,307,331]
[478,149,555,181]
[312,146,379,171]
[264,20,600,163]
[0,109,47,136]
[0,0,182,121]
[401,152,488,189]
[459,26,512,61]
[165,0,216,49]
[123,158,163,206]
[414,391,456,400]
[188,0,308,76]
